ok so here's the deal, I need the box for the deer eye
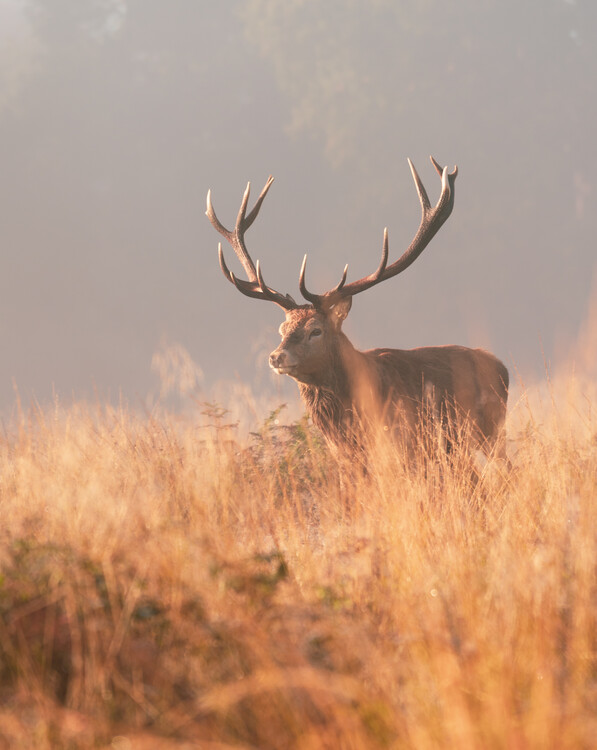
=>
[309,328,322,339]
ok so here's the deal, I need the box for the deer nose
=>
[269,350,286,369]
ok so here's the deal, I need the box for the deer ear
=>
[329,297,352,330]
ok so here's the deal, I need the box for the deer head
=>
[206,157,458,386]
[267,300,353,386]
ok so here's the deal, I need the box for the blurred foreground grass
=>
[0,372,596,749]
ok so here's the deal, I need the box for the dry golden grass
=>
[0,370,596,749]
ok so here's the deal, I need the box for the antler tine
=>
[373,227,389,280]
[333,263,349,293]
[365,155,457,281]
[408,158,431,212]
[206,177,298,311]
[244,175,274,231]
[298,157,457,309]
[218,242,233,281]
[430,154,458,179]
[235,181,253,232]
[206,189,231,241]
[219,253,294,304]
[298,255,312,302]
[218,241,259,298]
[207,181,259,282]
[255,259,298,307]
[228,270,273,300]
[217,243,259,298]
[299,254,349,308]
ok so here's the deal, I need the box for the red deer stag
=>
[206,157,509,458]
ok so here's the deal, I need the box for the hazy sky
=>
[1,0,595,418]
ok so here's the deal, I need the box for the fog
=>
[1,0,595,418]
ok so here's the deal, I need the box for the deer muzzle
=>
[269,348,296,375]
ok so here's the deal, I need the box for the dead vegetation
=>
[0,372,596,749]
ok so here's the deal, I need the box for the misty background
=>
[1,0,595,420]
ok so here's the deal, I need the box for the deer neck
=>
[297,334,377,443]
[297,332,357,393]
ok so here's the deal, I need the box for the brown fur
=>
[269,303,509,457]
[206,162,508,458]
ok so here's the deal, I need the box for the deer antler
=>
[206,177,298,310]
[299,156,458,309]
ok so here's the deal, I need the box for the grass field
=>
[0,366,596,749]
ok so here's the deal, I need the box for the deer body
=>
[301,344,508,451]
[206,157,509,457]
[270,303,508,453]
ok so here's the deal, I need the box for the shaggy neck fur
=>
[297,333,372,447]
